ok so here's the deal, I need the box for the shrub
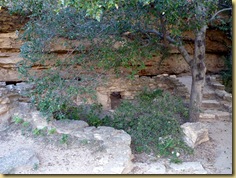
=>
[101,89,192,161]
[220,54,232,93]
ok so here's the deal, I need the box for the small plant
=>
[48,128,57,134]
[33,128,41,136]
[86,114,102,127]
[33,163,39,170]
[80,139,89,145]
[20,121,31,135]
[22,121,30,127]
[170,156,182,164]
[220,54,232,93]
[12,116,24,124]
[60,134,69,144]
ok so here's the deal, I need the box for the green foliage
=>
[33,128,41,136]
[48,128,57,134]
[32,127,48,136]
[33,163,39,171]
[63,104,104,127]
[220,54,232,93]
[100,89,192,160]
[60,134,69,144]
[22,121,30,127]
[5,0,226,123]
[12,116,24,124]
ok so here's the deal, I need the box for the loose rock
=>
[181,122,209,148]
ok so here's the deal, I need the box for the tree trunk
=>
[189,25,207,122]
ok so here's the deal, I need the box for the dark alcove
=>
[110,92,122,109]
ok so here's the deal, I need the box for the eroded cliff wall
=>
[0,8,231,82]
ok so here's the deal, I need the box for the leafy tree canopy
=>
[0,0,232,121]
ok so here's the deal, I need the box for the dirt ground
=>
[179,120,232,174]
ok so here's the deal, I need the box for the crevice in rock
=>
[5,81,22,85]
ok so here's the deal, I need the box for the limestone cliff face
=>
[0,7,28,33]
[0,8,231,81]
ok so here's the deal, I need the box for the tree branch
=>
[210,7,232,22]
[139,29,192,64]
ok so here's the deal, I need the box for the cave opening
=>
[110,92,122,109]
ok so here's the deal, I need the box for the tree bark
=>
[142,24,208,122]
[189,25,207,122]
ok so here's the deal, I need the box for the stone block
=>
[223,94,232,102]
[181,122,209,148]
[223,103,232,112]
[215,89,226,98]
[202,100,220,109]
[169,75,176,78]
[215,111,231,121]
[168,162,207,174]
[212,83,225,90]
[199,112,216,122]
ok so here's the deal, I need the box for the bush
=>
[100,89,192,161]
[220,54,232,93]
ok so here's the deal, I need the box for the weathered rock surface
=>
[0,7,231,81]
[131,158,208,174]
[0,8,28,33]
[0,85,12,131]
[181,122,209,148]
[52,119,89,134]
[202,100,221,109]
[0,104,9,115]
[131,162,166,174]
[8,102,133,174]
[0,148,39,174]
[199,112,216,122]
[201,110,231,122]
[168,162,207,174]
[0,112,11,131]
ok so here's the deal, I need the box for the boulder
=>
[168,162,207,174]
[52,119,89,134]
[72,126,133,174]
[30,111,50,129]
[181,122,209,148]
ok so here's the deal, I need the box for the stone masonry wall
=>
[96,74,188,109]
